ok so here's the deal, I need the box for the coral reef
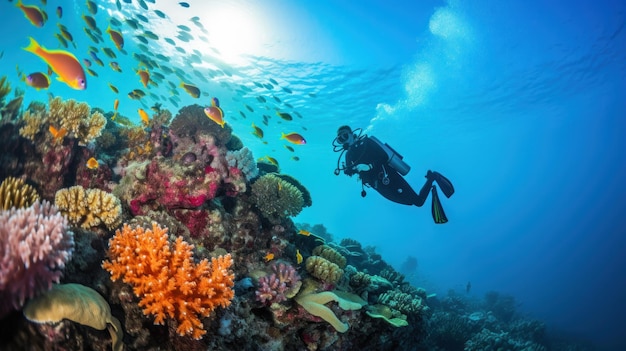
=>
[0,201,74,317]
[250,173,305,223]
[23,283,123,351]
[0,176,39,210]
[102,223,235,339]
[225,146,258,180]
[312,244,347,269]
[255,262,302,305]
[294,288,366,333]
[305,255,344,285]
[54,185,122,231]
[48,97,106,145]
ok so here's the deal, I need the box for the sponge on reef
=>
[23,283,123,351]
[305,256,344,285]
[54,185,121,230]
[0,177,39,210]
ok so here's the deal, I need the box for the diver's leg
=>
[413,172,436,207]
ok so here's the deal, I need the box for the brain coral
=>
[250,173,304,223]
[54,185,122,230]
[0,177,39,210]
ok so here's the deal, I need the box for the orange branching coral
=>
[102,223,235,339]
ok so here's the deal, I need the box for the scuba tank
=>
[369,136,411,176]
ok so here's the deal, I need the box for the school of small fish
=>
[13,0,315,173]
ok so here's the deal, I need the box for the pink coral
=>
[256,262,301,305]
[0,200,74,317]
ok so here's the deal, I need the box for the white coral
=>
[226,147,258,180]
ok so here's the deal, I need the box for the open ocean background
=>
[1,0,625,349]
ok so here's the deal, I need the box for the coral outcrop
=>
[0,200,74,317]
[102,223,235,339]
[255,262,302,305]
[54,185,122,231]
[0,176,39,210]
[305,255,344,285]
[48,97,106,145]
[250,173,305,223]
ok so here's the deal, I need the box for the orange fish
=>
[86,157,99,170]
[23,37,86,90]
[281,132,306,145]
[137,69,150,88]
[16,0,46,27]
[112,99,119,120]
[138,108,149,125]
[264,253,274,262]
[48,125,67,142]
[204,98,225,127]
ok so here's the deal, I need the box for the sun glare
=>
[201,4,267,64]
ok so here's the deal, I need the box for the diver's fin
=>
[431,185,448,224]
[432,171,455,198]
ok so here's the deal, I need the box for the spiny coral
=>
[312,244,347,269]
[226,146,258,180]
[0,176,39,210]
[102,223,235,339]
[378,289,424,315]
[48,97,106,145]
[23,283,123,351]
[54,185,122,230]
[0,200,74,317]
[250,173,304,223]
[305,256,344,285]
[256,262,302,305]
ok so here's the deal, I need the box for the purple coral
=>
[255,262,301,305]
[0,200,74,317]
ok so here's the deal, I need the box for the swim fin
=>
[432,171,455,198]
[431,185,448,224]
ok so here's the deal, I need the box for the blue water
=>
[2,0,625,349]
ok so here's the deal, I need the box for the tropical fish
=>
[180,82,200,98]
[24,71,50,90]
[56,6,62,18]
[296,249,303,264]
[82,14,97,30]
[106,26,124,51]
[281,132,306,145]
[204,98,225,127]
[284,145,295,152]
[54,34,68,48]
[83,58,92,67]
[86,0,98,15]
[276,111,293,121]
[264,253,274,262]
[112,99,119,120]
[263,156,279,167]
[138,108,149,125]
[154,10,167,19]
[291,156,300,161]
[179,2,190,8]
[86,157,99,170]
[48,125,67,142]
[251,123,264,139]
[16,0,46,27]
[23,37,86,90]
[86,68,98,77]
[109,62,122,72]
[102,47,117,59]
[282,86,293,94]
[137,69,150,88]
[298,229,311,236]
[108,83,118,93]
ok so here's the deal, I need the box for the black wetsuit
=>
[344,136,433,206]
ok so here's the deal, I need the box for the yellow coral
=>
[250,173,304,223]
[312,244,347,269]
[305,256,343,284]
[295,289,365,333]
[0,177,39,210]
[18,110,45,141]
[54,185,121,230]
[48,97,106,145]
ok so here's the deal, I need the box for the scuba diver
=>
[333,125,455,224]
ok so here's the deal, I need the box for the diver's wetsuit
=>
[344,136,434,206]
